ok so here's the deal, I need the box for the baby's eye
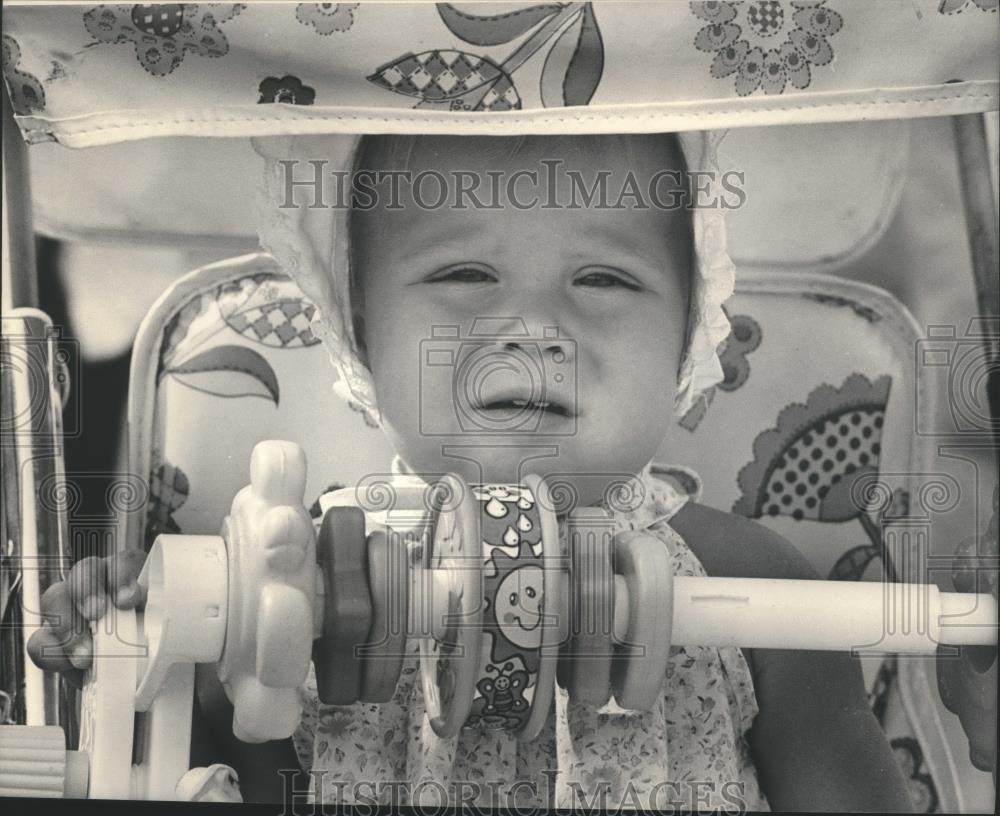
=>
[426,264,497,284]
[574,269,642,291]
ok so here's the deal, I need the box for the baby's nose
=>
[500,335,570,364]
[474,316,573,361]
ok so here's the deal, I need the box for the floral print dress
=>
[293,462,769,811]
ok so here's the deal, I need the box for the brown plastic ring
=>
[314,506,372,705]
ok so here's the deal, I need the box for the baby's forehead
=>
[357,132,686,178]
[349,132,694,271]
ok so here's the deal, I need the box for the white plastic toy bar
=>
[1,440,995,801]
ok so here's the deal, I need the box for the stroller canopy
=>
[2,1,997,147]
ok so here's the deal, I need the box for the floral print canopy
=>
[2,2,997,147]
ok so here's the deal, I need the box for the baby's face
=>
[352,134,690,501]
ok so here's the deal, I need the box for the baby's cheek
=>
[370,357,420,432]
[600,338,677,443]
[608,328,679,401]
[367,340,455,471]
[364,317,425,403]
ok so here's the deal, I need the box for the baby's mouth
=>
[478,398,573,417]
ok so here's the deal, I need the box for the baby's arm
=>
[671,504,912,812]
[746,628,912,811]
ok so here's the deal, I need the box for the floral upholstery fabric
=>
[4,3,996,147]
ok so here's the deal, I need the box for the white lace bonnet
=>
[252,131,735,425]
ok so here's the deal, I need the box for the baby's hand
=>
[936,484,998,776]
[26,547,148,688]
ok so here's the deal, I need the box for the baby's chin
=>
[397,435,649,507]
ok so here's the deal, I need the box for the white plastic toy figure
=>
[174,764,243,803]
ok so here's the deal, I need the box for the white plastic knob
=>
[0,725,88,798]
[215,440,317,743]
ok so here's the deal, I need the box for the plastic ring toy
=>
[360,529,409,703]
[314,506,372,705]
[461,475,561,739]
[419,474,483,738]
[611,530,674,712]
[558,507,614,707]
[518,474,563,740]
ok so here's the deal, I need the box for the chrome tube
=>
[0,310,76,744]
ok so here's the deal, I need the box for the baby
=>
[30,131,915,811]
[258,130,912,812]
